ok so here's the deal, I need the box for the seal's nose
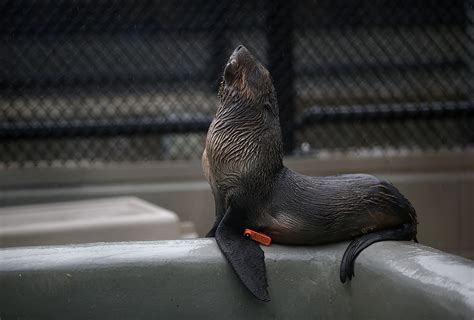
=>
[234,45,247,54]
[229,45,251,64]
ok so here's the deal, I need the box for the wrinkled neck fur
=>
[210,84,284,192]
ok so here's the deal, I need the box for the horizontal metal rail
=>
[0,101,472,140]
[0,0,464,36]
[2,60,464,92]
[0,114,214,140]
[296,101,474,126]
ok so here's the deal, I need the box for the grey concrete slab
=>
[0,239,473,319]
[0,197,195,247]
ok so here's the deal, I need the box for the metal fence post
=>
[467,0,474,143]
[266,0,295,154]
[210,5,229,92]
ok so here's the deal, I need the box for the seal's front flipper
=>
[340,223,417,283]
[215,207,270,302]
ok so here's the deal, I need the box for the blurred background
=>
[0,0,473,258]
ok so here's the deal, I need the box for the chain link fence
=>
[1,0,473,168]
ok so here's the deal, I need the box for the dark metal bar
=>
[466,0,474,143]
[295,61,466,78]
[0,0,464,36]
[209,3,229,90]
[4,59,464,94]
[0,115,214,140]
[267,0,295,154]
[2,103,471,141]
[297,101,474,126]
[0,77,207,93]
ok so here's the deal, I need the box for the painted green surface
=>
[0,239,473,319]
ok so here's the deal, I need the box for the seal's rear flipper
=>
[340,223,417,283]
[215,207,270,302]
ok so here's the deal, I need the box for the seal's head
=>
[208,45,283,196]
[218,45,278,117]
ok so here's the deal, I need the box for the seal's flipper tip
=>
[216,227,270,301]
[260,295,271,302]
[340,223,417,283]
[215,211,270,302]
[339,261,355,283]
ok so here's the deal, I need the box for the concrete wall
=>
[0,239,473,319]
[1,150,473,259]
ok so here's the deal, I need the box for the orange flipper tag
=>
[243,228,272,246]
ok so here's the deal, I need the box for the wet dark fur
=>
[203,46,418,301]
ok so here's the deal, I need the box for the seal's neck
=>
[209,96,284,190]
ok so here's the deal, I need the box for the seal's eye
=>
[263,102,272,111]
[224,59,237,85]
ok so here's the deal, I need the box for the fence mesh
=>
[1,0,473,168]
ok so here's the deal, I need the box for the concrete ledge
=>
[0,240,473,319]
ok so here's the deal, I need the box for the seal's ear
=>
[263,101,278,117]
[263,101,272,112]
[215,206,270,302]
[224,59,237,85]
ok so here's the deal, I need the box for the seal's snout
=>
[230,45,251,62]
[224,45,255,85]
[233,45,246,55]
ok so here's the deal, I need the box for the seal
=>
[202,45,418,302]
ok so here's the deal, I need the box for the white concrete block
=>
[0,197,183,247]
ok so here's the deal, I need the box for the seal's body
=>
[261,169,416,245]
[203,45,417,301]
